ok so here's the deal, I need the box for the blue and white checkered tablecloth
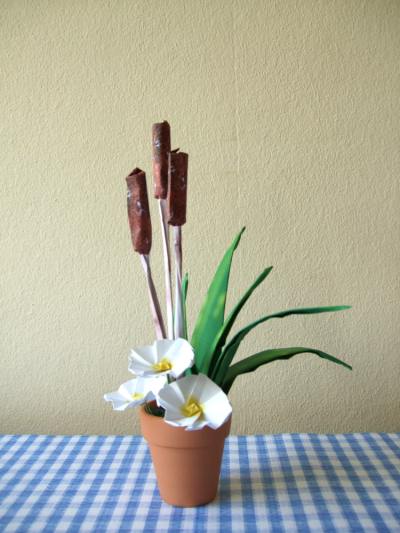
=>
[0,434,399,532]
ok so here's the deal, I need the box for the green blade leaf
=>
[182,272,195,375]
[182,272,189,303]
[182,273,189,340]
[191,228,246,373]
[213,305,351,384]
[222,347,352,394]
[207,266,273,378]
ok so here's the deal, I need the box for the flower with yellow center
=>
[181,396,203,418]
[152,358,172,373]
[104,376,166,411]
[129,338,194,378]
[131,392,144,401]
[158,374,232,431]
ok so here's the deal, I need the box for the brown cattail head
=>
[126,168,152,254]
[167,151,188,226]
[152,121,171,199]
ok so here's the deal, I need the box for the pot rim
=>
[139,405,232,448]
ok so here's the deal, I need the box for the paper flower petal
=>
[157,374,232,431]
[128,338,194,378]
[104,376,166,411]
[103,391,132,412]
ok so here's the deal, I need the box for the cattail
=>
[126,168,152,255]
[167,150,188,339]
[167,151,188,226]
[126,167,166,339]
[152,121,171,199]
[153,122,174,338]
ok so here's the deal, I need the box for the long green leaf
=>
[213,305,351,384]
[182,273,189,340]
[182,273,189,303]
[222,347,352,394]
[191,228,246,373]
[206,266,273,378]
[182,272,195,375]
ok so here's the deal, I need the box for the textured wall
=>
[1,0,399,435]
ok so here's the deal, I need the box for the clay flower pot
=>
[139,406,231,507]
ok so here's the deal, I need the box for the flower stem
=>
[158,199,174,339]
[173,226,184,339]
[140,254,166,340]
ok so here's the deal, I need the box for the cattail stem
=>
[158,199,174,339]
[173,225,184,339]
[140,254,166,340]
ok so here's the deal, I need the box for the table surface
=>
[0,433,399,532]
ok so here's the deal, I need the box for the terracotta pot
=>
[139,406,231,507]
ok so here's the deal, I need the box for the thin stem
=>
[173,225,184,339]
[158,199,174,339]
[140,254,166,340]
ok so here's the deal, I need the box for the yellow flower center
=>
[152,358,172,373]
[181,396,203,418]
[131,392,144,400]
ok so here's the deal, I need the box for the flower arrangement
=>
[104,121,351,433]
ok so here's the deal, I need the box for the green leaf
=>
[191,228,246,373]
[207,266,273,378]
[182,273,189,303]
[222,347,352,394]
[182,273,194,375]
[213,305,351,384]
[182,273,189,340]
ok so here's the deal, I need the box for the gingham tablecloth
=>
[0,434,399,532]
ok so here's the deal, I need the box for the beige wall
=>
[1,0,399,435]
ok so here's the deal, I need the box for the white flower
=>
[128,338,194,378]
[157,373,232,431]
[104,376,166,411]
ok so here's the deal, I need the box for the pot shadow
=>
[215,463,351,505]
[217,474,265,504]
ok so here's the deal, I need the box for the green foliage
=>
[189,229,351,393]
[205,266,273,376]
[182,273,189,340]
[221,347,352,394]
[212,306,351,385]
[190,228,245,373]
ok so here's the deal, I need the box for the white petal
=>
[132,344,158,364]
[195,375,232,429]
[192,374,222,403]
[166,374,196,400]
[202,393,232,429]
[187,373,210,400]
[103,390,137,411]
[164,338,195,377]
[129,341,169,376]
[104,376,167,412]
[154,339,177,359]
[128,359,151,375]
[164,413,201,428]
[128,349,154,375]
[154,380,184,409]
[119,379,142,398]
[144,376,168,400]
[157,374,232,431]
[185,419,209,431]
[158,379,185,405]
[129,339,194,378]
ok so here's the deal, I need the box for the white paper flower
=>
[104,376,166,411]
[128,338,194,378]
[157,373,232,431]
